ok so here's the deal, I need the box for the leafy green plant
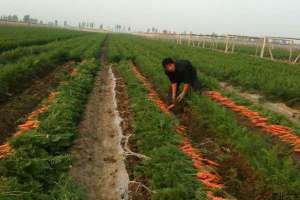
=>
[108,35,300,197]
[0,58,100,199]
[0,34,105,100]
[116,61,205,200]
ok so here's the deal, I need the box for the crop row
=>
[111,34,300,104]
[0,26,87,53]
[108,35,300,197]
[115,61,206,200]
[0,58,100,199]
[0,34,105,101]
[0,33,98,65]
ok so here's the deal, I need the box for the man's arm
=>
[182,84,190,94]
[167,83,177,110]
[177,83,189,102]
[171,83,177,103]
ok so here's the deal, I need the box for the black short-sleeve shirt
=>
[165,60,197,84]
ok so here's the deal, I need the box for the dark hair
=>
[162,57,174,68]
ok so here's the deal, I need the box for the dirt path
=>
[0,61,75,145]
[70,65,129,200]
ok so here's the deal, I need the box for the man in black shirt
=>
[162,57,201,109]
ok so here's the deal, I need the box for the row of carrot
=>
[0,61,81,159]
[0,59,100,199]
[108,34,300,198]
[132,64,226,200]
[205,91,300,155]
[0,91,58,159]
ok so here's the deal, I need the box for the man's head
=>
[162,57,175,72]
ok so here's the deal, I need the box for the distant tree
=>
[7,15,18,22]
[128,26,131,32]
[100,24,103,29]
[7,15,12,21]
[64,21,68,27]
[54,20,58,26]
[12,15,19,21]
[115,24,122,32]
[23,15,30,23]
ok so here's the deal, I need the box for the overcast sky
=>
[1,0,299,38]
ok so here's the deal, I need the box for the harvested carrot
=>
[204,91,300,155]
[0,91,59,159]
[132,65,225,198]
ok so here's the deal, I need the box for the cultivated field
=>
[0,26,300,200]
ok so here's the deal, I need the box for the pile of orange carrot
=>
[204,91,300,155]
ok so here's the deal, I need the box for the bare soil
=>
[0,62,75,144]
[70,64,129,200]
[113,68,151,200]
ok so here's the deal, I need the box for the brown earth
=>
[0,61,75,144]
[70,39,130,200]
[113,68,151,200]
[70,65,129,200]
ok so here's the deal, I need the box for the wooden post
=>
[294,54,300,63]
[179,33,182,45]
[260,37,267,58]
[289,40,294,63]
[197,36,201,47]
[188,32,192,46]
[225,35,229,53]
[268,47,274,60]
[192,35,195,47]
[231,39,235,53]
[255,42,259,56]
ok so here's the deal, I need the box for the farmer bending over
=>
[162,57,201,110]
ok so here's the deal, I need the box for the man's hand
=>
[167,103,176,110]
[176,83,190,102]
[176,91,186,102]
